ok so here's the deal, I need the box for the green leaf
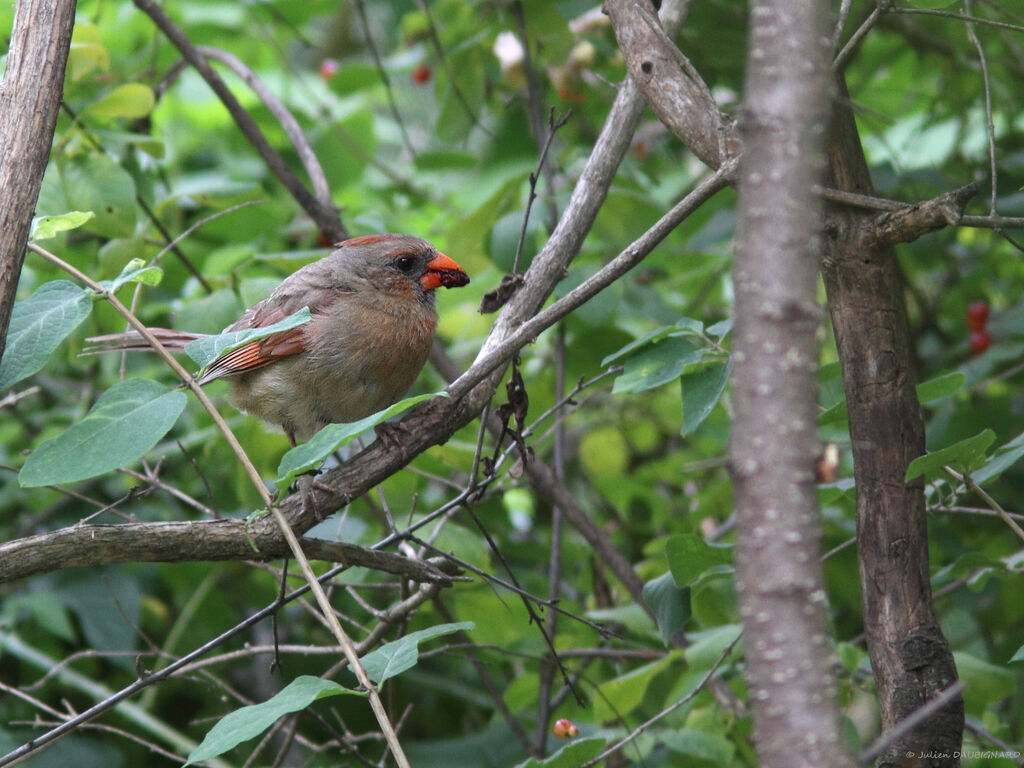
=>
[97,258,163,293]
[513,737,607,768]
[681,361,731,436]
[20,379,186,487]
[1010,644,1024,664]
[662,728,735,764]
[274,392,444,493]
[0,280,92,392]
[602,319,704,366]
[83,83,155,119]
[185,676,362,766]
[953,651,1016,714]
[817,398,848,426]
[68,23,108,81]
[359,622,474,684]
[61,154,137,238]
[643,571,691,646]
[665,533,733,587]
[817,363,949,424]
[30,211,95,241]
[706,318,732,340]
[415,150,478,171]
[184,307,311,369]
[972,431,1024,486]
[916,372,965,404]
[612,336,707,395]
[905,429,996,482]
[592,652,681,722]
[91,129,165,159]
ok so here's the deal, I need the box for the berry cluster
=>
[967,301,991,356]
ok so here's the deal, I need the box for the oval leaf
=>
[274,392,444,493]
[665,533,733,587]
[186,676,361,766]
[905,429,996,482]
[30,211,96,241]
[359,621,474,684]
[61,154,137,238]
[84,83,155,119]
[643,571,691,646]
[97,258,163,293]
[613,337,706,395]
[0,280,92,393]
[681,360,731,436]
[916,371,965,404]
[20,379,186,487]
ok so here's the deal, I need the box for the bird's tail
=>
[82,328,206,355]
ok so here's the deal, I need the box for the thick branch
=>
[0,521,460,585]
[822,76,963,766]
[604,0,740,169]
[867,183,978,247]
[0,0,76,361]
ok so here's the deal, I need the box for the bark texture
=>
[730,2,854,766]
[822,79,963,768]
[0,0,77,361]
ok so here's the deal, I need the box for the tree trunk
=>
[822,77,963,768]
[730,2,855,766]
[0,0,77,360]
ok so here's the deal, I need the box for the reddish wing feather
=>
[197,326,309,384]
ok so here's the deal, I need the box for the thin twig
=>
[892,6,1024,34]
[832,2,886,74]
[943,466,1024,543]
[514,109,571,275]
[352,0,415,157]
[581,630,743,767]
[413,0,492,137]
[962,0,998,216]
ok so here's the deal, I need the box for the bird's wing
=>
[197,282,348,384]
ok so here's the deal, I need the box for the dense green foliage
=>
[2,1,1023,765]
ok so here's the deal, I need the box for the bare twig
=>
[891,6,1024,34]
[963,0,999,215]
[581,630,742,767]
[943,466,1024,544]
[352,0,415,157]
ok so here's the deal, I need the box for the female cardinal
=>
[90,234,469,444]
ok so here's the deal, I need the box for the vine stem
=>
[26,242,411,768]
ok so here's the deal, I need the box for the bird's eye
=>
[395,255,417,273]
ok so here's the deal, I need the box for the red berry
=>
[552,719,578,739]
[969,329,991,356]
[319,59,340,81]
[966,301,990,332]
[412,64,432,84]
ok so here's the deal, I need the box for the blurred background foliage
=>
[1,0,1023,765]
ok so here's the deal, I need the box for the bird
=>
[88,234,469,444]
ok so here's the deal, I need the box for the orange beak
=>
[421,252,470,291]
